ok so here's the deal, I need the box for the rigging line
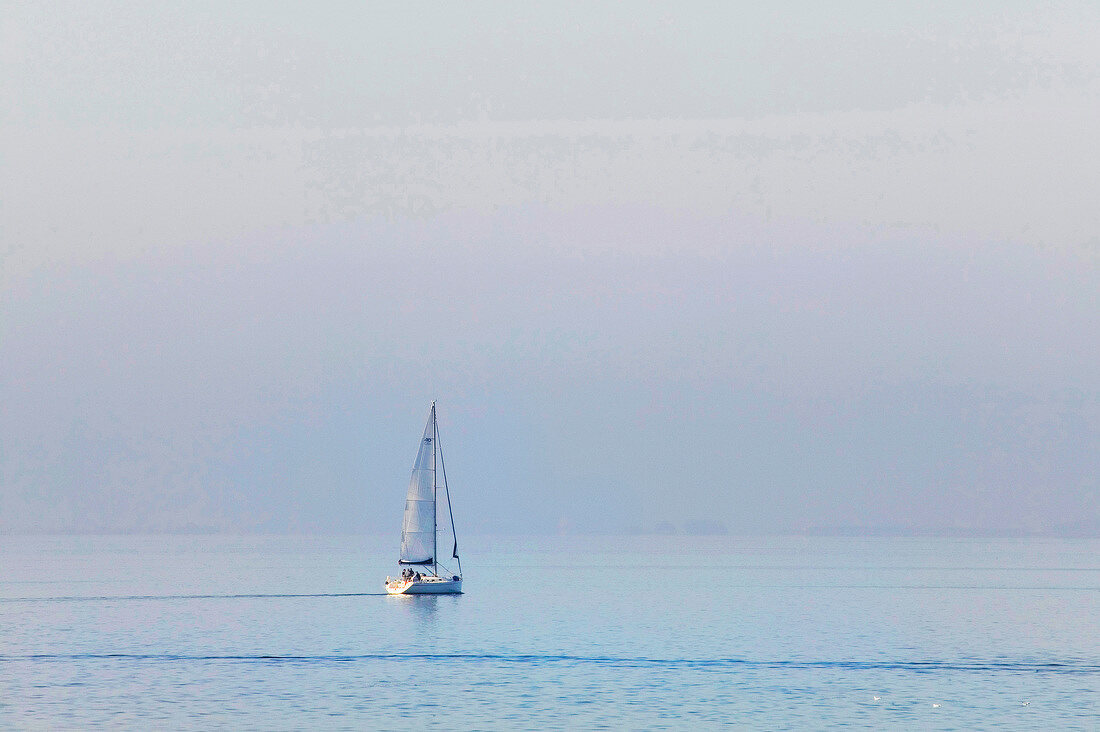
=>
[436,414,461,575]
[432,403,438,577]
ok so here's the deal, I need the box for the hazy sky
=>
[2,2,1097,535]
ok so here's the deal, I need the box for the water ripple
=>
[2,652,1097,674]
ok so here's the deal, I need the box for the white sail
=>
[399,405,436,565]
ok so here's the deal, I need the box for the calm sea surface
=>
[1,535,1098,729]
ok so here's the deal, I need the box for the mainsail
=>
[399,405,437,565]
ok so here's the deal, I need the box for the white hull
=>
[385,576,462,595]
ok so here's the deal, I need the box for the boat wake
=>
[0,592,388,603]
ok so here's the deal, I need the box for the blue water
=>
[2,535,1098,729]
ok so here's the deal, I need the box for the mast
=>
[432,401,438,577]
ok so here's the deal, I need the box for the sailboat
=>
[385,402,463,595]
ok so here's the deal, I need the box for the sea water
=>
[1,534,1098,729]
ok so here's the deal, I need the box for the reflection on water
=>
[390,593,465,623]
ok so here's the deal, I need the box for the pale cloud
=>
[6,82,1099,287]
